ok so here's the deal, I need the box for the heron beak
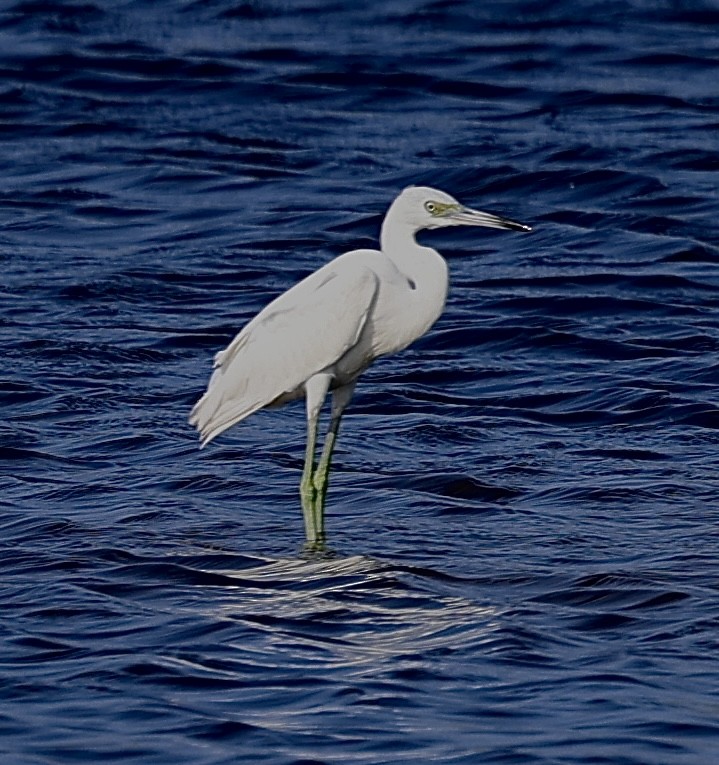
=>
[449,206,531,232]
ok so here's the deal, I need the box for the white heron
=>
[189,186,530,546]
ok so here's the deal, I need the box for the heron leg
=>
[300,414,319,539]
[300,374,331,544]
[312,382,356,510]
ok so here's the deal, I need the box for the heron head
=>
[393,185,531,234]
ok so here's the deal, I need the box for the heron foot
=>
[301,538,335,558]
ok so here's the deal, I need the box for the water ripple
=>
[1,0,719,763]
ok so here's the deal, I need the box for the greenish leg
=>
[299,379,354,549]
[299,414,320,543]
[312,412,341,513]
[310,382,354,532]
[300,374,332,547]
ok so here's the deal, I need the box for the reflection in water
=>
[211,554,500,667]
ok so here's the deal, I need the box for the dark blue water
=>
[2,1,719,762]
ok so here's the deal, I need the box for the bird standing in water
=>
[190,186,530,546]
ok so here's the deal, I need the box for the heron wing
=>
[189,259,379,446]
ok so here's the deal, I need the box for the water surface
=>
[1,1,719,763]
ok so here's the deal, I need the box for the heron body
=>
[190,186,530,546]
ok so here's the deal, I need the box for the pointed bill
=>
[449,206,531,232]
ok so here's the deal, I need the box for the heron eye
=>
[424,201,439,214]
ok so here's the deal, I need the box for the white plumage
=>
[189,185,530,544]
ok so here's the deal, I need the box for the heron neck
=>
[380,216,448,333]
[380,217,420,263]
